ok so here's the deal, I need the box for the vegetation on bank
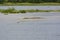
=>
[0,3,60,6]
[0,0,60,3]
[0,8,60,15]
[0,0,60,6]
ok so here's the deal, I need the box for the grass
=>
[0,3,60,6]
[0,8,60,15]
[19,10,26,13]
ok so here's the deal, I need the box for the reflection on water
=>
[0,12,60,40]
[0,6,60,10]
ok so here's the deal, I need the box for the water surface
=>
[0,6,60,10]
[0,12,60,40]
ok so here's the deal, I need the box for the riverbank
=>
[0,8,60,15]
[0,3,60,6]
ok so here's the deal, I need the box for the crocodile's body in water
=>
[23,17,41,19]
[16,17,45,23]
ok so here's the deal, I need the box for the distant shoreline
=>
[0,3,60,6]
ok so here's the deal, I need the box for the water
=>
[0,6,60,10]
[0,12,60,40]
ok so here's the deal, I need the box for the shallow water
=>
[0,12,60,40]
[0,6,60,10]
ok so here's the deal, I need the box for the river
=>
[0,12,60,40]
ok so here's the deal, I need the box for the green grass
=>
[19,10,26,13]
[0,3,60,6]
